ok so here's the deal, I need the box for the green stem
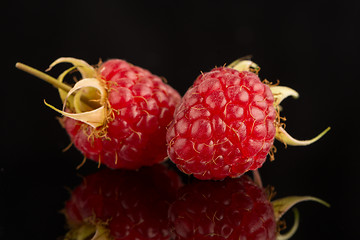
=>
[16,62,72,92]
[16,62,97,109]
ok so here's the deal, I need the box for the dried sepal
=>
[16,59,108,129]
[57,66,77,108]
[45,101,106,128]
[228,59,260,74]
[67,78,106,104]
[73,88,100,113]
[44,78,107,128]
[47,57,96,78]
[270,85,299,106]
[270,84,330,146]
[276,126,331,146]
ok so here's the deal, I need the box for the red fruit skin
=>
[64,164,183,240]
[64,59,181,169]
[168,175,277,240]
[166,67,276,180]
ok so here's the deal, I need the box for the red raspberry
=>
[167,67,276,180]
[69,59,180,169]
[17,58,181,169]
[166,59,330,180]
[64,164,183,240]
[168,175,277,240]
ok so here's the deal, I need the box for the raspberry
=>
[167,67,276,180]
[16,58,181,169]
[166,59,330,180]
[168,175,277,240]
[64,164,183,240]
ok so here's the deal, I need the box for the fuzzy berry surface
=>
[168,175,277,240]
[166,67,276,180]
[63,59,181,169]
[64,164,183,240]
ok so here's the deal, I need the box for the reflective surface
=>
[0,160,333,240]
[63,165,276,240]
[2,0,357,239]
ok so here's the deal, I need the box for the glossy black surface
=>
[2,0,358,239]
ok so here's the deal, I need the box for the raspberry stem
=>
[16,62,96,109]
[16,62,72,92]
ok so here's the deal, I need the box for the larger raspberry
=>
[168,175,277,240]
[167,67,276,180]
[64,164,183,240]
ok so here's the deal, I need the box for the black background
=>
[1,0,359,239]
